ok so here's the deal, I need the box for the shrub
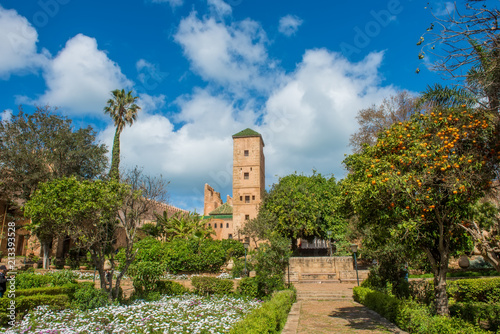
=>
[221,239,245,259]
[122,237,241,274]
[15,284,78,298]
[191,276,234,295]
[15,273,53,289]
[156,280,189,296]
[116,237,166,270]
[354,287,489,334]
[45,270,78,286]
[71,282,109,310]
[252,235,290,297]
[0,294,69,318]
[229,289,296,334]
[450,302,500,332]
[128,261,165,294]
[447,277,500,303]
[237,277,259,298]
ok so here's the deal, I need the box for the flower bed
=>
[4,294,262,333]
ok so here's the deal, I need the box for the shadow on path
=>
[328,305,394,332]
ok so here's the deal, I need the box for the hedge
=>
[0,294,70,326]
[353,287,488,334]
[450,302,500,332]
[157,280,189,296]
[447,277,500,303]
[229,289,296,334]
[237,277,259,298]
[409,277,500,305]
[14,284,78,298]
[191,276,234,295]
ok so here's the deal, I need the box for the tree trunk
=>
[433,262,450,316]
[109,128,121,180]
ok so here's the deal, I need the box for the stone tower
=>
[232,128,265,240]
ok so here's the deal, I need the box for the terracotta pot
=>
[33,263,38,269]
[49,265,56,269]
[63,265,71,270]
[79,266,88,270]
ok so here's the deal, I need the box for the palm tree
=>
[154,211,214,241]
[104,89,141,180]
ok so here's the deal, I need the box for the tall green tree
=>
[104,89,141,180]
[343,105,499,315]
[258,172,347,252]
[0,106,108,268]
[24,177,129,292]
[0,106,108,202]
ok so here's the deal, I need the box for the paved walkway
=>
[282,283,407,334]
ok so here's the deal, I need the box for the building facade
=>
[204,128,265,241]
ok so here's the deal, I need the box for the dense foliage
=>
[229,289,296,334]
[258,172,347,251]
[25,177,129,292]
[191,276,234,296]
[117,237,245,273]
[0,106,108,203]
[344,105,499,314]
[354,287,489,334]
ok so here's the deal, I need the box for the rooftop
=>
[232,128,261,138]
[209,202,233,215]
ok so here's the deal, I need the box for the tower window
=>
[244,172,249,179]
[208,223,211,227]
[245,196,250,203]
[228,234,233,239]
[245,215,250,220]
[214,223,217,228]
[252,195,255,200]
[226,223,229,228]
[240,196,243,201]
[244,150,249,156]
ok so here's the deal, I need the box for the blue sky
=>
[0,0,473,212]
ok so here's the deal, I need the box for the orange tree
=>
[343,105,499,316]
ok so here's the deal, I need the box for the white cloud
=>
[174,11,277,94]
[261,49,396,181]
[207,0,232,17]
[278,15,303,37]
[36,34,131,115]
[137,93,166,113]
[0,5,48,79]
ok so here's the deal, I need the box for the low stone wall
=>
[288,256,367,282]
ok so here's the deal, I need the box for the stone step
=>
[299,273,337,280]
[297,296,353,301]
[295,279,341,284]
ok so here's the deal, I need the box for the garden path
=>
[282,283,407,334]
